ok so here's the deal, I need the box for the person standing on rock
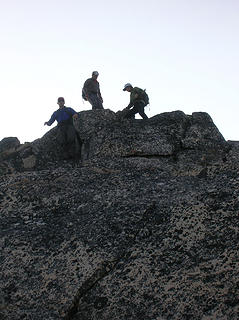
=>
[123,83,148,119]
[44,97,80,159]
[82,71,104,110]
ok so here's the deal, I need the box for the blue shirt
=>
[47,107,77,126]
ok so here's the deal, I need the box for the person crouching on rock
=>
[123,83,148,119]
[44,97,80,159]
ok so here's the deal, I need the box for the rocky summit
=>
[0,110,239,320]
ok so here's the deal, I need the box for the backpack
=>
[82,88,87,101]
[141,89,149,106]
[136,88,149,106]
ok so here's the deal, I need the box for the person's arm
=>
[126,102,133,109]
[44,112,56,126]
[67,107,79,120]
[132,88,139,101]
[83,79,91,100]
[126,89,138,109]
[98,92,103,103]
[97,83,103,103]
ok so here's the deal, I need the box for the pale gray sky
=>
[1,0,239,143]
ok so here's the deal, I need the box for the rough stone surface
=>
[74,110,227,160]
[0,137,20,153]
[0,110,238,320]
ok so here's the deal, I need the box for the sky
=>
[1,0,239,143]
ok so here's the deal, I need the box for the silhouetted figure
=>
[82,71,104,110]
[44,97,80,159]
[123,83,148,119]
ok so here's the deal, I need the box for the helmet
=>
[123,83,133,91]
[92,71,99,76]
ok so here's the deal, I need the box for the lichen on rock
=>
[0,110,238,320]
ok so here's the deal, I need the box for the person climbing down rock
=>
[123,83,149,119]
[44,97,81,159]
[82,71,104,110]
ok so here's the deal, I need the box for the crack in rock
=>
[63,203,156,319]
[122,154,174,159]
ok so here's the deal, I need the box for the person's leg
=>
[95,95,104,109]
[124,106,137,119]
[135,101,148,119]
[66,125,77,158]
[66,125,76,143]
[75,131,82,158]
[57,126,67,144]
[88,93,101,110]
[57,125,68,158]
[87,93,95,109]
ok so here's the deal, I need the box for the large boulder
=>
[0,109,228,174]
[74,109,227,160]
[0,110,238,320]
[0,137,20,153]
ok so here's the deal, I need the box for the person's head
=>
[57,97,65,108]
[92,71,99,80]
[123,83,133,92]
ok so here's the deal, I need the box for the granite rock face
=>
[0,137,20,153]
[74,110,227,160]
[0,110,239,320]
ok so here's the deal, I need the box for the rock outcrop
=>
[0,110,238,320]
